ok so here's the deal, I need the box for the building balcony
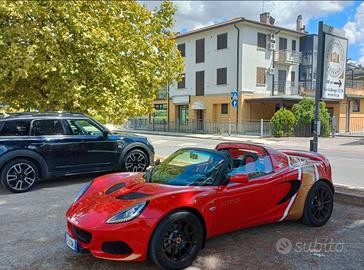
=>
[274,50,301,65]
[345,80,364,89]
[273,81,298,96]
[298,81,316,97]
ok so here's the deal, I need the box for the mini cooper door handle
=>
[209,206,216,212]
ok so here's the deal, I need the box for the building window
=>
[178,105,189,125]
[196,71,205,96]
[177,43,185,57]
[291,71,295,86]
[177,73,186,89]
[256,67,266,85]
[352,99,360,112]
[216,68,227,85]
[196,38,205,63]
[217,33,228,50]
[292,40,296,51]
[257,33,267,49]
[279,37,287,50]
[221,103,228,114]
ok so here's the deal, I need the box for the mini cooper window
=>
[32,120,65,136]
[228,150,273,179]
[67,119,103,136]
[150,149,224,186]
[0,120,31,136]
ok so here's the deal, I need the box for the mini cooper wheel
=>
[149,210,203,270]
[123,149,149,172]
[1,159,39,193]
[302,181,334,227]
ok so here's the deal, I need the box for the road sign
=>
[322,33,347,100]
[231,91,238,100]
[232,99,238,108]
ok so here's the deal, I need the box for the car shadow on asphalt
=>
[0,173,107,195]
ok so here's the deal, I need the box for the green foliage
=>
[0,0,183,123]
[292,98,331,136]
[271,108,297,137]
[93,114,107,125]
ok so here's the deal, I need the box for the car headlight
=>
[74,181,92,203]
[106,201,148,224]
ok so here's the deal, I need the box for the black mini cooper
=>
[0,112,154,193]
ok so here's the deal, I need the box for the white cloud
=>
[146,1,351,32]
[343,3,364,64]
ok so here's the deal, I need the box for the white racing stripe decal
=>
[279,167,302,222]
[314,164,319,182]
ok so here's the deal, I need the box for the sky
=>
[145,1,364,64]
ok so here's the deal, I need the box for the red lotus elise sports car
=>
[65,142,334,269]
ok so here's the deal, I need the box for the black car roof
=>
[0,112,88,120]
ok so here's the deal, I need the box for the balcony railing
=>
[345,80,364,89]
[274,50,301,65]
[298,82,316,97]
[273,81,297,96]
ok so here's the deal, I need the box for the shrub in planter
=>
[271,108,297,137]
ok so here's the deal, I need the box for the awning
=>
[191,101,206,110]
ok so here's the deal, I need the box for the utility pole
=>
[310,22,324,152]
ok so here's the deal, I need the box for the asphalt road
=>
[145,134,364,188]
[0,176,363,270]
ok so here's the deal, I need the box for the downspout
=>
[234,24,240,131]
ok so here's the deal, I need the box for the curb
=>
[334,192,364,207]
[334,185,364,207]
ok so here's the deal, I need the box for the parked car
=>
[0,112,154,193]
[65,143,333,269]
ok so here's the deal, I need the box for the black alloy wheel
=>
[124,149,148,172]
[149,211,203,270]
[302,181,334,227]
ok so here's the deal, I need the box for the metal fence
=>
[337,117,364,136]
[126,118,328,138]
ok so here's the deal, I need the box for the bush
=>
[292,98,331,137]
[271,108,297,137]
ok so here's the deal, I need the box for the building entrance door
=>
[196,110,204,131]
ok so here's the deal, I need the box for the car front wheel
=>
[1,159,39,193]
[123,149,149,172]
[149,210,203,270]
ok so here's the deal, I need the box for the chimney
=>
[296,15,305,32]
[260,12,270,24]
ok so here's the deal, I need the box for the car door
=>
[64,119,121,172]
[31,118,86,174]
[213,156,291,234]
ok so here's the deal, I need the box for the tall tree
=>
[0,0,183,122]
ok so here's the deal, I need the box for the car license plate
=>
[65,233,78,252]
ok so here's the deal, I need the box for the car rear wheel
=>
[123,149,149,172]
[301,181,333,227]
[1,159,39,193]
[149,210,203,270]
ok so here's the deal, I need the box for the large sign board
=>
[320,24,348,100]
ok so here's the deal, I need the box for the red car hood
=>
[67,172,196,228]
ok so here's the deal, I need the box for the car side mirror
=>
[102,130,110,138]
[229,174,249,184]
[154,159,161,166]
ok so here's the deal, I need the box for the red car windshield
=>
[149,149,224,186]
